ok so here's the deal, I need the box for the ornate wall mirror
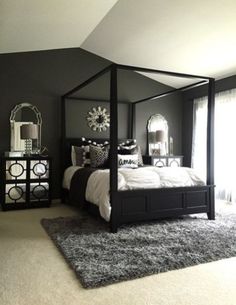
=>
[147,114,169,155]
[10,103,42,153]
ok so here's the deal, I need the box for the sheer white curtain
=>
[191,96,207,181]
[192,88,236,202]
[215,89,236,201]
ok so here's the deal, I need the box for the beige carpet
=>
[0,202,236,305]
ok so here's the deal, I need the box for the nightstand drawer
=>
[152,157,167,167]
[143,155,183,167]
[5,160,27,180]
[167,157,182,167]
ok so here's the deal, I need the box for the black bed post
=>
[60,96,66,202]
[110,64,119,233]
[207,78,215,220]
[130,103,136,139]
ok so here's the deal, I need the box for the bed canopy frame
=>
[61,64,215,233]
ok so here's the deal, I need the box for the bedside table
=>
[143,155,183,167]
[0,155,52,211]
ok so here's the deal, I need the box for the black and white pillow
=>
[90,145,109,168]
[81,137,109,147]
[71,145,91,167]
[118,154,139,168]
[118,139,136,148]
[118,140,143,166]
[71,138,143,167]
[81,137,109,166]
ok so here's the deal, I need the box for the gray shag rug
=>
[41,212,236,289]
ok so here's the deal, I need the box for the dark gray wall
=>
[66,68,184,147]
[184,74,236,101]
[135,92,183,155]
[71,66,174,102]
[66,100,129,139]
[0,47,184,198]
[183,74,236,166]
[0,48,112,198]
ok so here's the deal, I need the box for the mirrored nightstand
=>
[0,155,52,211]
[143,155,183,167]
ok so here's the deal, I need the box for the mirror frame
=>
[147,114,169,156]
[10,103,42,152]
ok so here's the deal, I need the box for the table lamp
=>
[156,130,166,155]
[20,124,38,155]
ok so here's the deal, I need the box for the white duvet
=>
[63,166,205,222]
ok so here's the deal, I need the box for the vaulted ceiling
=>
[0,0,118,53]
[1,0,236,87]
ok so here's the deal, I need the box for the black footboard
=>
[110,185,215,232]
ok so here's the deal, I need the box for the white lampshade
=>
[148,131,156,143]
[156,130,165,143]
[20,124,39,140]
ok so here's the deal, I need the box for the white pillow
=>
[118,154,139,168]
[71,146,76,166]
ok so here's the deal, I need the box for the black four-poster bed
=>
[61,64,215,233]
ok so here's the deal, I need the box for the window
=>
[192,88,236,202]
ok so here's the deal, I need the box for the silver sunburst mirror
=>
[87,106,110,132]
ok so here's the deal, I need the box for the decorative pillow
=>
[118,145,137,154]
[71,146,76,166]
[81,138,92,167]
[136,146,144,166]
[71,146,84,166]
[118,139,136,149]
[71,145,91,167]
[118,141,143,166]
[71,138,143,167]
[81,137,109,147]
[82,145,91,167]
[90,145,109,168]
[81,138,109,167]
[118,154,139,168]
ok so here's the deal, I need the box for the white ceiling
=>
[0,0,118,53]
[82,0,236,87]
[1,0,236,87]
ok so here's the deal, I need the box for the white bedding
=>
[63,166,205,222]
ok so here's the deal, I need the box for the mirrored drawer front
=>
[151,156,183,167]
[30,182,49,201]
[152,158,167,167]
[168,157,182,167]
[5,160,27,180]
[30,160,50,179]
[5,184,26,204]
